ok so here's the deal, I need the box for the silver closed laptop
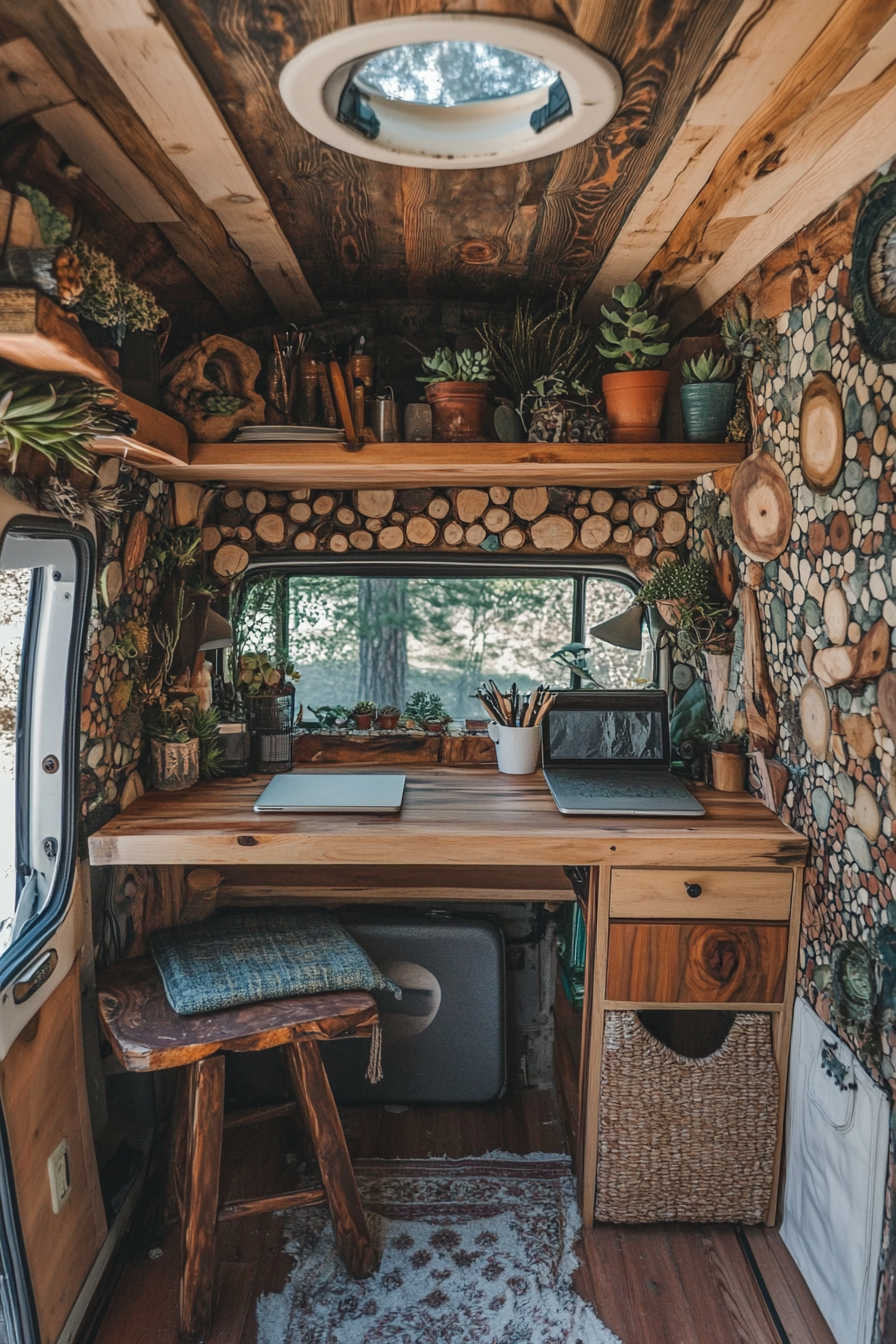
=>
[542,691,704,818]
[254,773,406,813]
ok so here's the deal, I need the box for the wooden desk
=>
[89,767,807,1227]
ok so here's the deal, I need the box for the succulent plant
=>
[596,282,670,371]
[353,700,377,716]
[377,704,400,715]
[720,294,778,364]
[239,651,298,696]
[404,690,449,726]
[417,346,493,385]
[680,350,736,384]
[0,367,121,473]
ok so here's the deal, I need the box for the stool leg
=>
[166,1069,190,1225]
[180,1055,225,1340]
[285,1040,378,1279]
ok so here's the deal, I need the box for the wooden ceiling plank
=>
[528,0,745,295]
[578,0,844,319]
[0,0,270,321]
[641,0,896,311]
[53,0,320,320]
[158,0,407,307]
[669,78,896,330]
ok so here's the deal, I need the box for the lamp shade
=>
[199,609,234,651]
[589,603,644,651]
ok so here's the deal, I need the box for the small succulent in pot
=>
[144,697,223,790]
[596,281,671,442]
[416,346,494,442]
[376,703,401,730]
[352,699,377,730]
[404,690,450,733]
[679,350,737,443]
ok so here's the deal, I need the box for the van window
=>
[0,570,32,954]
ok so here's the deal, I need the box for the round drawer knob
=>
[685,882,702,898]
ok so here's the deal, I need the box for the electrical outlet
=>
[47,1139,70,1214]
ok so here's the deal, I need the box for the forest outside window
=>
[233,563,655,720]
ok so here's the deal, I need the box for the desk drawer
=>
[606,921,788,1004]
[609,868,792,921]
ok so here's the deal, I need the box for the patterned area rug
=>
[256,1153,619,1344]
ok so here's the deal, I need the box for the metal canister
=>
[371,389,400,442]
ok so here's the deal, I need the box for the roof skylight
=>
[356,41,556,107]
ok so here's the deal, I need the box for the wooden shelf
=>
[147,440,746,488]
[0,288,122,388]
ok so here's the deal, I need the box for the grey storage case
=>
[320,909,506,1104]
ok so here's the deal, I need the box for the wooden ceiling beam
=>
[636,0,896,323]
[0,0,271,323]
[578,0,844,320]
[669,76,896,331]
[54,0,321,322]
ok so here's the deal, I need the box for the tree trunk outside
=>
[358,577,409,708]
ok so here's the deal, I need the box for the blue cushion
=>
[151,910,400,1016]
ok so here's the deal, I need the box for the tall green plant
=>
[596,282,670,371]
[480,291,598,411]
[0,366,120,472]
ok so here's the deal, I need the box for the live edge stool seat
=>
[96,956,380,1339]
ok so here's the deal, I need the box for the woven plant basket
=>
[594,1011,779,1224]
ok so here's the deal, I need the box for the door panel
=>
[0,942,105,1344]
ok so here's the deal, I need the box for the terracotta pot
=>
[425,382,490,442]
[602,370,669,442]
[424,720,446,735]
[353,713,373,730]
[465,718,489,733]
[377,713,400,730]
[656,597,685,628]
[151,737,199,791]
[712,748,746,792]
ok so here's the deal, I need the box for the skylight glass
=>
[357,41,556,106]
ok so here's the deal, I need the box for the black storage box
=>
[320,909,506,1104]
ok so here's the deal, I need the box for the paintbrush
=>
[533,694,556,727]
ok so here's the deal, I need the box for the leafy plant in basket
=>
[636,557,736,658]
[239,651,299,738]
[415,346,494,443]
[596,281,671,441]
[679,350,737,444]
[404,690,450,732]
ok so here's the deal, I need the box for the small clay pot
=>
[465,718,489,733]
[151,737,199,791]
[425,381,490,442]
[352,713,373,730]
[602,369,669,442]
[377,713,400,730]
[712,748,746,792]
[655,598,685,628]
[424,720,446,735]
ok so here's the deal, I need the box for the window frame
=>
[232,551,663,693]
[0,518,94,990]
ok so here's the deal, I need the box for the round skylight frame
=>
[278,15,622,170]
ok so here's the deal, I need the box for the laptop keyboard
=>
[546,768,686,800]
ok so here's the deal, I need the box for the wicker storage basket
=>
[594,1011,779,1224]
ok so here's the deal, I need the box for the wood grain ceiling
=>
[1,1,895,328]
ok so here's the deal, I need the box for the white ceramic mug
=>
[487,722,542,775]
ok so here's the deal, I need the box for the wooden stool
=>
[97,956,380,1339]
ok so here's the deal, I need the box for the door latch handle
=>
[13,949,58,1004]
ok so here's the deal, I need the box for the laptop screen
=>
[543,691,670,768]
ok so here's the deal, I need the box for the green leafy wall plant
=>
[0,366,120,472]
[596,282,670,371]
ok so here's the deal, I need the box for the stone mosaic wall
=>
[692,252,896,1338]
[79,463,172,842]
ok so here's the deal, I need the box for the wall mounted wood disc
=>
[799,373,844,493]
[877,670,896,740]
[729,449,793,562]
[800,678,830,761]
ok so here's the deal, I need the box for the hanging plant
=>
[0,366,121,473]
[73,241,167,344]
[637,557,737,657]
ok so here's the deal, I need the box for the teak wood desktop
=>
[89,766,807,1227]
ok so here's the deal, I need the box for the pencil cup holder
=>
[487,723,541,775]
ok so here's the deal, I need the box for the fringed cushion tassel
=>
[366,1021,383,1084]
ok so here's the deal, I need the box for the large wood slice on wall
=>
[799,678,830,761]
[729,448,793,562]
[800,373,844,494]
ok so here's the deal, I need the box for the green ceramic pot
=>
[680,382,735,442]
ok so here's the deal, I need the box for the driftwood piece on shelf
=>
[161,336,265,442]
[800,678,830,761]
[729,449,793,562]
[181,868,223,924]
[800,372,844,493]
[741,586,777,757]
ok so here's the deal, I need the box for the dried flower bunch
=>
[73,241,167,341]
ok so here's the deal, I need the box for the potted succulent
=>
[238,651,299,733]
[404,690,450,734]
[376,704,401,731]
[680,351,737,442]
[144,699,223,791]
[417,346,494,442]
[636,557,737,658]
[596,281,671,442]
[352,700,377,730]
[702,726,748,793]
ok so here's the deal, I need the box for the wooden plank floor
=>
[93,1091,834,1344]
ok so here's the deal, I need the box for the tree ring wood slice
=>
[800,677,830,761]
[729,450,793,561]
[800,373,844,493]
[877,670,896,742]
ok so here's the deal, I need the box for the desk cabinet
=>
[580,861,804,1228]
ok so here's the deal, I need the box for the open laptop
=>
[254,773,406,813]
[542,691,704,817]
